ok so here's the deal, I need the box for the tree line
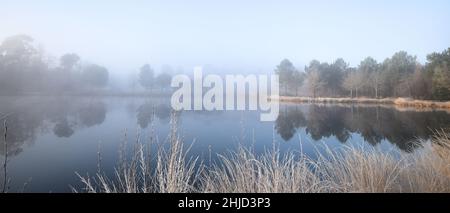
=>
[0,35,109,94]
[0,35,174,94]
[2,34,448,99]
[276,48,450,100]
[136,64,173,92]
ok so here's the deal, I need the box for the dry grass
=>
[272,96,450,110]
[1,114,13,193]
[76,120,450,193]
[402,131,450,192]
[75,113,201,193]
[201,146,323,193]
[155,117,201,193]
[272,96,395,104]
[315,146,404,192]
[394,97,450,109]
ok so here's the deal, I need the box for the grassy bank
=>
[272,96,450,109]
[76,116,450,193]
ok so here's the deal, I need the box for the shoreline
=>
[0,91,173,98]
[272,96,450,109]
[2,93,450,110]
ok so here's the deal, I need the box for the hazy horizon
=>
[2,0,450,196]
[1,0,450,74]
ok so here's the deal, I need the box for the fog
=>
[1,0,450,93]
[2,0,450,194]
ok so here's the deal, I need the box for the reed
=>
[1,117,8,193]
[201,146,323,193]
[75,112,201,193]
[76,121,450,193]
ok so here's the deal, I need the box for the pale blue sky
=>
[1,0,449,73]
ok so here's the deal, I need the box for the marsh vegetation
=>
[76,114,450,193]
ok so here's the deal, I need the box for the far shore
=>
[2,92,450,110]
[272,96,450,109]
[0,91,173,98]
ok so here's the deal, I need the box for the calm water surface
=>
[1,96,450,192]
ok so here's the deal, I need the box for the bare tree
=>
[343,70,364,98]
[306,71,324,98]
[369,71,382,99]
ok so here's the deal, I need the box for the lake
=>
[1,96,450,192]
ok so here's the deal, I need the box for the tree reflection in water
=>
[136,102,172,128]
[275,104,450,152]
[0,97,107,156]
[53,118,74,138]
[2,97,450,158]
[137,102,154,129]
[78,102,106,127]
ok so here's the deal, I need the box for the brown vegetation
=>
[76,118,450,193]
[272,96,450,110]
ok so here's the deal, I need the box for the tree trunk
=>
[375,87,378,99]
[407,82,412,98]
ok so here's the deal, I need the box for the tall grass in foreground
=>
[76,117,450,193]
[75,113,201,193]
[402,131,450,192]
[2,118,8,193]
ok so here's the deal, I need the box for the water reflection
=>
[0,97,177,157]
[275,107,306,141]
[155,104,171,121]
[137,102,154,128]
[0,97,107,156]
[275,104,450,152]
[78,102,106,127]
[53,118,74,138]
[2,97,450,158]
[136,102,173,128]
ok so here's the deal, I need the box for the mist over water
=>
[0,1,449,194]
